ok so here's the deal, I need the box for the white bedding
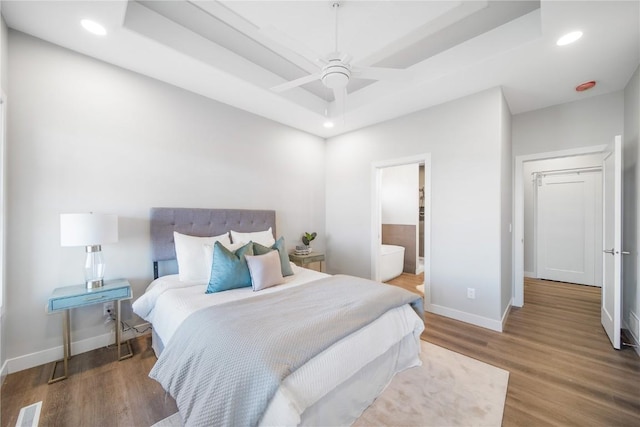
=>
[133,264,424,425]
[134,264,329,343]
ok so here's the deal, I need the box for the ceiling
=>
[2,1,639,138]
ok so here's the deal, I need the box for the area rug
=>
[152,340,509,427]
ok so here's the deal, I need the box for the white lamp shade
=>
[60,213,118,247]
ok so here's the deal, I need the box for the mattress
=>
[133,264,424,425]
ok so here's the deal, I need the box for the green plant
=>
[302,232,317,246]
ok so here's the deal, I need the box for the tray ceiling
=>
[2,1,639,137]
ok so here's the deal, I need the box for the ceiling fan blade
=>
[351,66,407,82]
[271,72,322,93]
[333,87,347,117]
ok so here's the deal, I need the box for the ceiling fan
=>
[270,2,406,116]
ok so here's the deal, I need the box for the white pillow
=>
[245,250,284,291]
[174,231,231,281]
[230,227,275,247]
[203,241,248,282]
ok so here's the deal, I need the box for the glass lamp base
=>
[85,278,104,289]
[84,245,106,289]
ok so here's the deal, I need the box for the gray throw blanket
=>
[149,274,423,427]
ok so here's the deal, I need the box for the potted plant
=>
[295,232,317,255]
[302,232,317,247]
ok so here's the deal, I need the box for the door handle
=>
[603,249,631,255]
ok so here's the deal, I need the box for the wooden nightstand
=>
[289,252,325,272]
[47,278,133,383]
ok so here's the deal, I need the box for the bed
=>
[133,207,424,426]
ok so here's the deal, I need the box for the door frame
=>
[371,154,431,298]
[513,145,607,307]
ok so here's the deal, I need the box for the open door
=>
[602,135,624,349]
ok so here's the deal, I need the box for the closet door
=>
[536,171,601,285]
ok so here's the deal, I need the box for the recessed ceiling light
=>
[81,19,107,36]
[323,121,335,129]
[556,31,582,46]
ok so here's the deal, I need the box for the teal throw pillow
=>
[253,236,294,277]
[206,241,254,293]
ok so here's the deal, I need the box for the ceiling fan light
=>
[322,72,349,89]
[321,59,351,90]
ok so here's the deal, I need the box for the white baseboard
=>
[0,358,7,387]
[1,308,6,387]
[6,322,151,375]
[425,303,503,332]
[502,299,513,331]
[524,271,535,278]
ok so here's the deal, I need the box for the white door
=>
[536,171,602,285]
[602,135,624,349]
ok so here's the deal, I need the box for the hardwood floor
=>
[1,336,176,427]
[2,275,639,426]
[387,273,640,426]
[385,271,425,295]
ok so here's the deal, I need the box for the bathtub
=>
[380,244,405,282]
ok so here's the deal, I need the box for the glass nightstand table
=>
[47,278,133,383]
[289,252,325,272]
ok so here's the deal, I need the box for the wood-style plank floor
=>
[387,273,640,426]
[2,275,639,426]
[1,336,177,427]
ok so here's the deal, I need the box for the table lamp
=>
[60,213,118,288]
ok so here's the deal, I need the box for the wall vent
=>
[16,401,42,427]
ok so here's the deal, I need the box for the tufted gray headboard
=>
[150,207,276,279]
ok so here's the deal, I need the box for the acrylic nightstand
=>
[47,278,133,383]
[289,252,325,272]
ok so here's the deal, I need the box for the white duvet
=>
[133,264,424,425]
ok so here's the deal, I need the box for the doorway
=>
[514,145,608,306]
[371,154,431,297]
[516,137,624,351]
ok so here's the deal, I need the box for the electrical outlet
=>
[103,301,114,316]
[467,288,476,299]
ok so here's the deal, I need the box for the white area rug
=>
[152,341,509,427]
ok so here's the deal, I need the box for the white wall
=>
[326,87,510,330]
[499,92,512,318]
[0,13,7,384]
[513,91,624,157]
[381,164,419,225]
[5,31,326,372]
[623,65,640,353]
[523,154,603,276]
